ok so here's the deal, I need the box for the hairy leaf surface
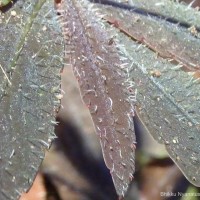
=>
[55,0,136,196]
[0,0,63,199]
[95,0,200,188]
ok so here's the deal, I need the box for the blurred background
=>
[19,0,200,200]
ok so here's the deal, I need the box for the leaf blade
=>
[56,0,136,196]
[0,0,62,199]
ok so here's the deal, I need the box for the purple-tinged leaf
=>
[101,12,200,74]
[55,0,136,197]
[94,2,200,188]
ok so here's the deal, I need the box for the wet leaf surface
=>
[0,0,63,199]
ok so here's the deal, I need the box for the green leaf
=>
[0,0,62,199]
[0,0,12,8]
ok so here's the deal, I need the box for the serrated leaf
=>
[0,0,63,199]
[101,6,200,74]
[95,0,200,188]
[55,0,136,197]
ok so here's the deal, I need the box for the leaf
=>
[0,0,63,199]
[94,0,200,188]
[0,0,12,8]
[101,8,200,75]
[55,0,136,197]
